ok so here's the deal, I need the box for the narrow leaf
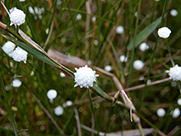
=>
[127,17,161,50]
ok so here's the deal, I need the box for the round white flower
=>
[119,55,127,62]
[177,98,181,106]
[104,65,112,72]
[60,72,66,77]
[133,60,144,70]
[11,79,22,88]
[47,89,57,100]
[54,106,64,116]
[9,7,26,26]
[19,0,25,2]
[157,108,166,117]
[9,47,28,63]
[94,40,98,45]
[170,9,178,17]
[66,100,73,106]
[166,64,181,81]
[92,16,96,22]
[74,65,99,88]
[157,27,171,39]
[116,26,124,34]
[172,108,180,118]
[139,42,149,51]
[76,14,82,20]
[2,41,16,54]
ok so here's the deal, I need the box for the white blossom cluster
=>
[9,7,26,26]
[74,65,99,88]
[166,64,181,81]
[2,41,28,63]
[158,27,171,39]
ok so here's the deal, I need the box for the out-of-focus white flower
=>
[76,14,82,20]
[45,28,49,34]
[54,106,64,116]
[172,108,180,118]
[92,16,96,22]
[119,55,127,62]
[158,27,171,39]
[87,60,92,65]
[133,60,144,70]
[170,9,178,17]
[60,72,66,77]
[19,0,25,2]
[28,6,44,19]
[30,71,34,76]
[139,76,144,80]
[57,0,61,5]
[74,65,99,88]
[9,47,28,63]
[94,40,98,45]
[157,108,166,117]
[104,65,112,72]
[11,79,22,88]
[66,100,72,106]
[166,64,181,81]
[171,81,177,87]
[47,89,57,100]
[139,42,149,51]
[147,79,151,85]
[177,98,181,105]
[135,12,138,17]
[116,26,124,34]
[5,85,11,91]
[2,41,16,54]
[9,7,26,26]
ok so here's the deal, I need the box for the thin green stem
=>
[165,39,175,66]
[139,0,168,111]
[128,0,142,86]
[0,72,18,136]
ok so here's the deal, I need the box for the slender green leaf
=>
[127,17,161,50]
[0,72,18,136]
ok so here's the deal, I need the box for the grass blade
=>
[127,17,161,50]
[0,72,18,136]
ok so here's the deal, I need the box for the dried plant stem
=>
[100,0,125,67]
[30,92,65,136]
[74,108,82,136]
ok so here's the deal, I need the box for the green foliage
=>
[1,0,181,136]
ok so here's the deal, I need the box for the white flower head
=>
[177,98,181,106]
[9,47,28,63]
[104,65,112,72]
[172,108,180,118]
[60,72,66,77]
[92,16,96,22]
[119,55,127,62]
[11,79,22,87]
[166,64,181,81]
[157,108,166,117]
[116,25,124,34]
[76,14,82,20]
[94,40,98,45]
[9,7,26,26]
[170,9,178,17]
[133,60,144,70]
[158,27,171,39]
[47,89,57,100]
[54,106,64,116]
[2,41,16,54]
[19,0,25,2]
[139,42,149,51]
[74,65,99,88]
[66,100,73,106]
